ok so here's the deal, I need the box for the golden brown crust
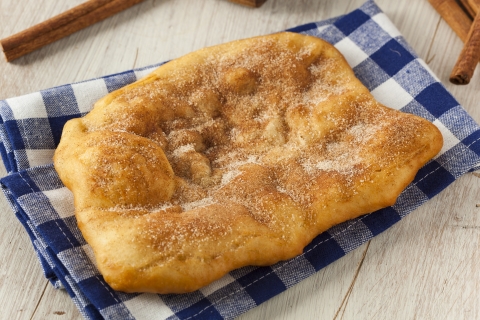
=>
[53,32,443,293]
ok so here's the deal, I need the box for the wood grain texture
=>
[0,0,479,319]
[450,12,480,84]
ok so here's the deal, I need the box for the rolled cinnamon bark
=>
[0,0,144,62]
[449,12,480,84]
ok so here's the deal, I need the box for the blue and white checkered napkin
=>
[1,1,479,319]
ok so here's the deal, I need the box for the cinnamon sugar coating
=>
[53,32,443,293]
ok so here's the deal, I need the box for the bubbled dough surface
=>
[53,32,443,294]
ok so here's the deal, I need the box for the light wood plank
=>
[0,152,52,319]
[340,173,480,320]
[31,282,81,320]
[0,206,50,320]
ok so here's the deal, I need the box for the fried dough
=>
[53,32,443,293]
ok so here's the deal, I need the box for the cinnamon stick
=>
[0,0,144,62]
[228,0,267,7]
[429,0,473,42]
[468,0,480,14]
[459,0,477,18]
[449,12,480,84]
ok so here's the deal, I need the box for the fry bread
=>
[54,32,443,293]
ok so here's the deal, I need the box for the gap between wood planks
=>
[29,280,49,320]
[133,47,139,69]
[471,172,480,207]
[332,240,371,320]
[426,17,443,64]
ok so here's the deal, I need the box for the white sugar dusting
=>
[220,169,241,187]
[181,197,215,211]
[172,144,195,157]
[218,155,260,187]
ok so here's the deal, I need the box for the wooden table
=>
[0,0,479,319]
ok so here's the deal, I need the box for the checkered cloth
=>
[1,1,479,319]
